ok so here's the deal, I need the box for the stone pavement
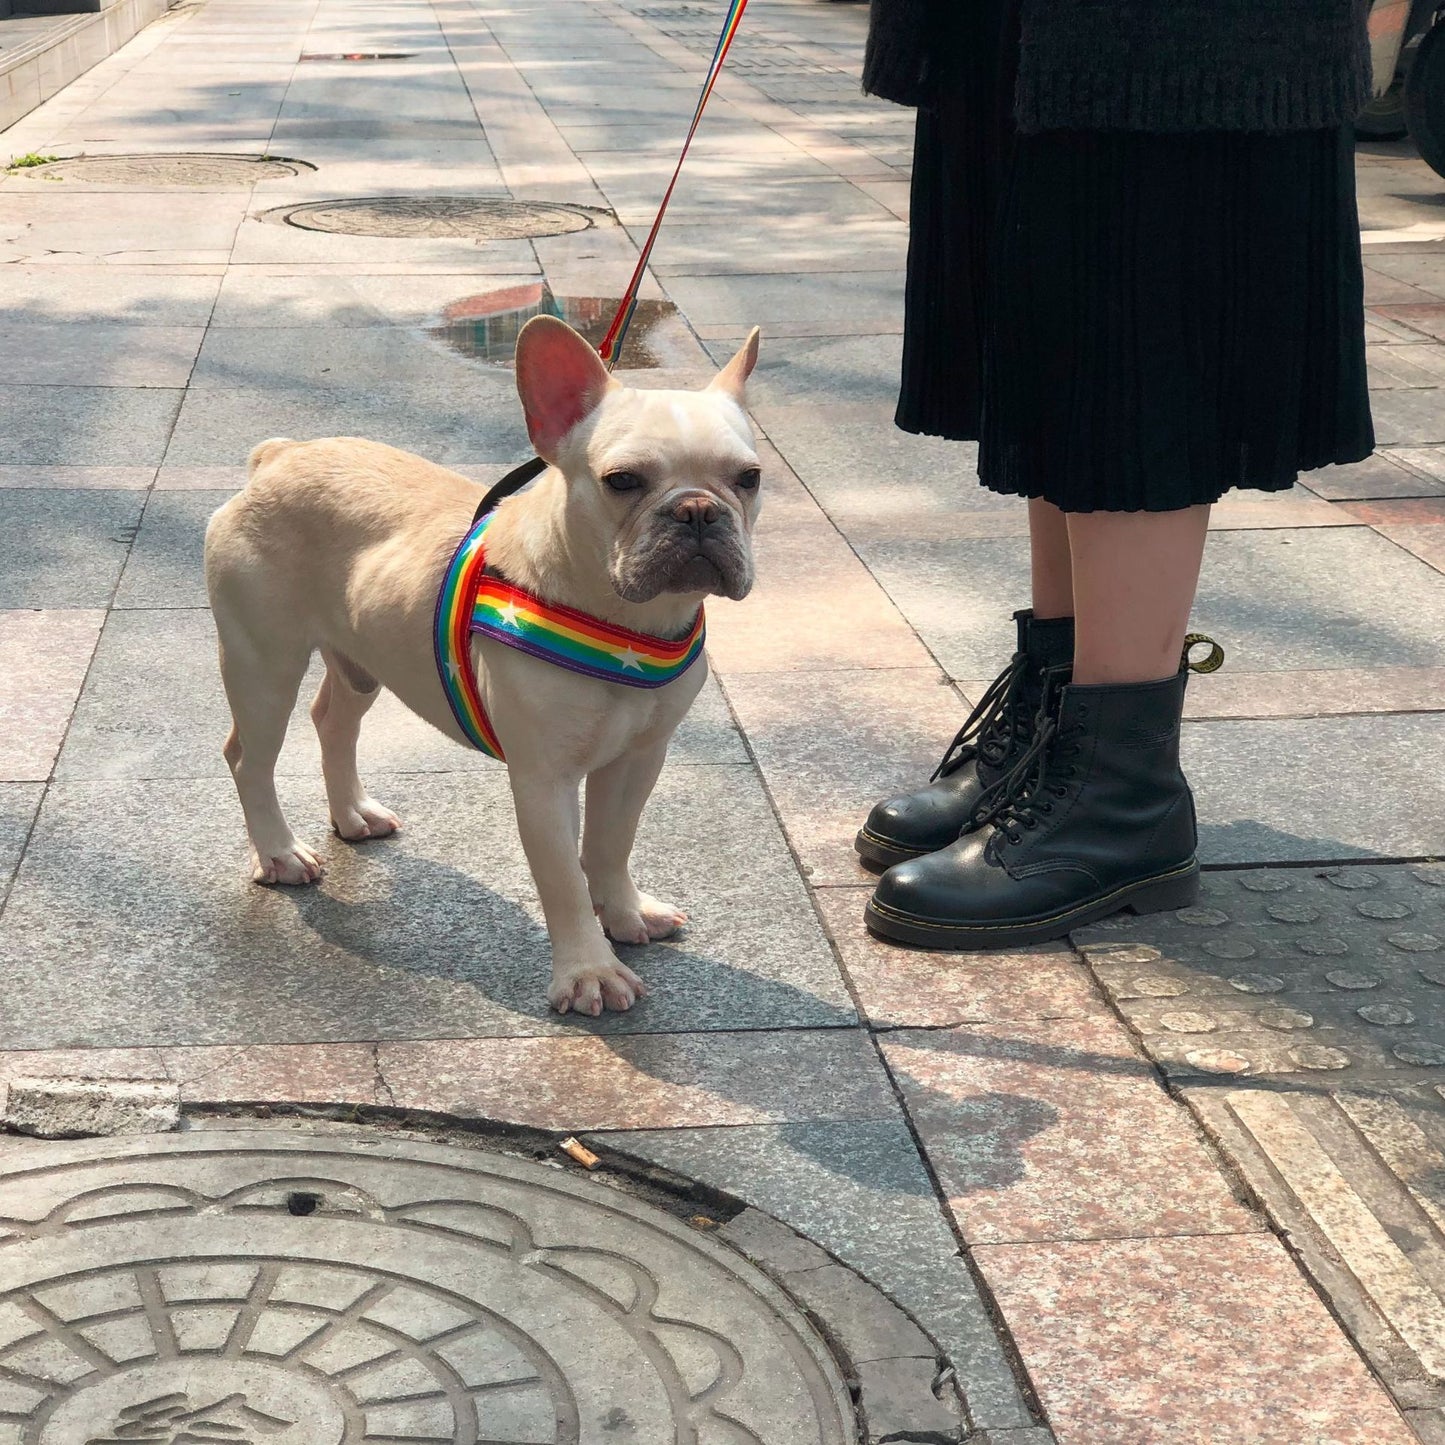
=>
[1,0,1444,1440]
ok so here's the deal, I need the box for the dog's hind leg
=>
[216,618,321,886]
[311,649,402,842]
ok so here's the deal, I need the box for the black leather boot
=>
[855,609,1074,870]
[864,659,1207,949]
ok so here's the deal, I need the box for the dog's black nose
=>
[671,493,720,538]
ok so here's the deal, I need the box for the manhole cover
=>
[268,197,607,240]
[0,1129,854,1443]
[429,283,696,370]
[23,154,312,186]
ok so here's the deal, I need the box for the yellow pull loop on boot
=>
[1182,633,1225,674]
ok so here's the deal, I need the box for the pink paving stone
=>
[0,1048,167,1083]
[1373,303,1445,341]
[1363,268,1438,305]
[881,1018,1259,1243]
[159,1043,381,1106]
[1338,495,1445,525]
[377,1029,896,1132]
[813,888,1101,1026]
[0,611,105,781]
[1378,522,1445,574]
[0,466,153,489]
[719,668,967,885]
[973,1235,1418,1445]
[152,465,247,491]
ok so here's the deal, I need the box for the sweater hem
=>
[1015,62,1371,135]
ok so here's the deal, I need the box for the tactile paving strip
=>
[1076,864,1445,1084]
[1077,864,1445,1431]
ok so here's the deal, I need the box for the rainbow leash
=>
[598,0,751,367]
[436,0,744,759]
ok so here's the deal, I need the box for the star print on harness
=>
[433,507,707,762]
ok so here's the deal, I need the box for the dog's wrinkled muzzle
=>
[613,496,753,603]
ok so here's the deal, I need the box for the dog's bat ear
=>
[708,326,761,402]
[515,316,617,461]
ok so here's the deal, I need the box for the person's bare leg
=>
[1067,505,1211,684]
[1029,498,1074,619]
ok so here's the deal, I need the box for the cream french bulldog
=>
[204,316,762,1016]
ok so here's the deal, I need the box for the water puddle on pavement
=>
[429,284,696,369]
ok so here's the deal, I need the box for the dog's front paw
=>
[252,841,324,886]
[332,798,403,842]
[549,953,647,1017]
[597,893,688,946]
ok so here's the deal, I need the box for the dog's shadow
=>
[273,829,850,1036]
[268,837,1138,1201]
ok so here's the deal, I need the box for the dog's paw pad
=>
[252,842,324,886]
[333,799,402,842]
[549,961,647,1016]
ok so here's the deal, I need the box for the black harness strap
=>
[472,455,548,525]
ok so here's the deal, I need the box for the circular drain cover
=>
[272,196,606,239]
[24,153,311,185]
[0,1128,854,1443]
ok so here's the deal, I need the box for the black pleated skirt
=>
[897,0,1375,513]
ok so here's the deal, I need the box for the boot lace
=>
[966,702,1088,847]
[931,653,1030,782]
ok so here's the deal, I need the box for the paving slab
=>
[0,1127,856,1444]
[112,489,230,609]
[1074,865,1445,1084]
[56,607,746,781]
[664,270,904,338]
[0,490,143,607]
[208,271,539,329]
[0,267,222,325]
[376,1028,896,1131]
[814,888,1100,1027]
[0,192,247,265]
[162,382,531,466]
[973,1234,1417,1445]
[0,322,205,389]
[1304,451,1445,499]
[0,385,182,466]
[0,609,104,782]
[0,465,153,490]
[599,1118,1037,1432]
[844,526,1445,681]
[1382,521,1445,574]
[718,667,971,885]
[880,1019,1260,1244]
[0,785,42,902]
[1185,713,1445,864]
[752,400,987,515]
[703,447,934,675]
[1073,864,1445,1410]
[704,332,905,405]
[0,768,850,1046]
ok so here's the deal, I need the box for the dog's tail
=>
[247,437,298,478]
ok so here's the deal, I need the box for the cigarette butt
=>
[560,1137,599,1169]
[689,1214,720,1231]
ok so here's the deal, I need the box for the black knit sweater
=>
[863,0,1372,134]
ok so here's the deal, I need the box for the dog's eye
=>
[603,470,646,493]
[737,468,761,491]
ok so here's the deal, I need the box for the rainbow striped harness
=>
[433,511,706,762]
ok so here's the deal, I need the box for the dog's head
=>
[515,316,762,604]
